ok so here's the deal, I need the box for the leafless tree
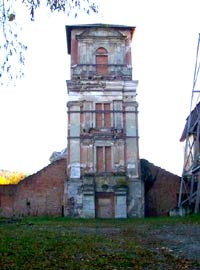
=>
[0,0,98,85]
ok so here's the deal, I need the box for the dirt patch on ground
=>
[129,224,200,262]
[67,223,200,263]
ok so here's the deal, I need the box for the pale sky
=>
[1,0,200,175]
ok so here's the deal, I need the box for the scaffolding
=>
[178,34,200,214]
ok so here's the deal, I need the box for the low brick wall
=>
[142,159,180,216]
[0,158,180,217]
[0,159,66,217]
[0,185,16,217]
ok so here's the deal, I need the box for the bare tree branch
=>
[0,0,98,85]
[0,0,28,85]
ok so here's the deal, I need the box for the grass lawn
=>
[0,215,200,269]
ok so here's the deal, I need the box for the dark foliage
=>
[140,159,156,191]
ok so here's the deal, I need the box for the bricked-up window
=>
[96,103,111,128]
[96,47,108,75]
[96,146,112,173]
[96,103,102,128]
[97,146,103,173]
[105,146,111,172]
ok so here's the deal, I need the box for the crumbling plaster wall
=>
[66,79,143,217]
[70,28,132,80]
[66,25,143,218]
[67,81,140,175]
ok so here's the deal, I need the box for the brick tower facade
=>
[64,24,144,218]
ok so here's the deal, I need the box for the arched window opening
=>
[96,47,108,75]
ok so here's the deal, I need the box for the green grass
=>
[2,213,199,226]
[0,215,200,269]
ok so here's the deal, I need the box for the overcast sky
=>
[1,0,200,175]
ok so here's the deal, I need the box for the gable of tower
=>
[79,27,124,37]
[76,29,125,65]
[67,25,133,81]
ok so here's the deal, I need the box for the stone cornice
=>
[67,80,138,93]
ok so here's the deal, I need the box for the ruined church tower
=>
[64,24,144,218]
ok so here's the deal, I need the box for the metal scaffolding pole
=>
[178,34,200,213]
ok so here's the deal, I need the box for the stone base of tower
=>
[63,179,84,217]
[64,176,144,218]
[127,178,145,218]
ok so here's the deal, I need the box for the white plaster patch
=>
[70,164,80,178]
[115,195,127,218]
[83,195,95,217]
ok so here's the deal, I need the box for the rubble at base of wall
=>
[169,207,191,217]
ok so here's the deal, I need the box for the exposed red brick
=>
[96,47,108,75]
[96,192,114,218]
[0,158,180,217]
[97,146,103,173]
[71,38,78,65]
[144,161,180,217]
[105,146,111,172]
[104,103,111,128]
[96,103,102,128]
[0,159,66,217]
